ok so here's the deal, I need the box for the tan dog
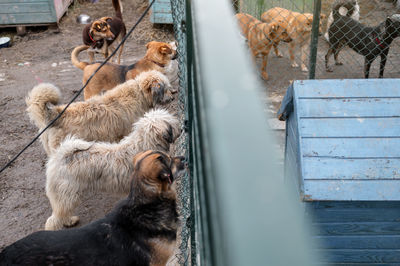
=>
[261,7,326,72]
[26,70,173,155]
[72,41,177,100]
[235,13,292,80]
[44,109,181,230]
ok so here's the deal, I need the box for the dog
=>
[26,70,174,155]
[82,0,126,64]
[44,109,181,230]
[325,11,400,78]
[235,13,292,80]
[72,41,177,100]
[261,7,326,72]
[324,0,360,42]
[0,150,185,266]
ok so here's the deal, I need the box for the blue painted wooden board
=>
[149,0,173,24]
[279,79,400,201]
[0,0,72,25]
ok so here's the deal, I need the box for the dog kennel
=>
[149,0,173,24]
[0,0,73,33]
[278,79,400,264]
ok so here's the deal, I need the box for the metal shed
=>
[278,79,400,264]
[0,0,73,32]
[149,0,172,24]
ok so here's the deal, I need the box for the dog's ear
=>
[148,80,165,104]
[269,22,279,32]
[159,45,172,55]
[146,41,155,49]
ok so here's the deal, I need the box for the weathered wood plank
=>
[0,13,55,24]
[300,117,400,137]
[150,13,173,24]
[294,79,400,98]
[303,158,400,180]
[302,138,400,158]
[0,2,50,13]
[314,235,400,249]
[312,222,400,236]
[298,98,400,118]
[318,249,400,263]
[303,180,400,201]
[152,1,171,13]
[309,201,400,209]
[308,204,400,222]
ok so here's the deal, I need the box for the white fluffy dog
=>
[26,70,174,155]
[45,109,181,230]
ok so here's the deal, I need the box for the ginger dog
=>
[235,13,292,80]
[261,7,326,72]
[72,41,177,100]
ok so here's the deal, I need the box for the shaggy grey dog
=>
[26,70,174,155]
[44,109,181,230]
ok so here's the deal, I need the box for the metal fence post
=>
[308,0,321,79]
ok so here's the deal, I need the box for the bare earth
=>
[0,0,174,250]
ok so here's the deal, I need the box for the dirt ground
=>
[1,0,400,260]
[0,0,176,251]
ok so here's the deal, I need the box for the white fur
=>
[45,109,181,230]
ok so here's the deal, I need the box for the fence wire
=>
[235,0,400,79]
[170,0,190,265]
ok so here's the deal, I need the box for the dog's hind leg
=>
[364,58,373,78]
[300,44,308,72]
[117,42,125,64]
[88,50,95,63]
[325,47,334,72]
[334,41,346,65]
[379,52,389,78]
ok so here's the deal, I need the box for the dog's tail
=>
[71,45,90,70]
[112,0,123,20]
[26,83,61,129]
[333,0,357,20]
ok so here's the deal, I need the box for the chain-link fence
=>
[235,0,400,80]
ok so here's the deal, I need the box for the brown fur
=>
[261,7,326,72]
[25,70,174,155]
[82,0,126,63]
[71,41,177,100]
[235,13,292,80]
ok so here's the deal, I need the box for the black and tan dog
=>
[325,9,400,78]
[72,41,177,100]
[0,150,185,266]
[82,0,126,64]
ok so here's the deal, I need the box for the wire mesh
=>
[170,0,191,265]
[234,0,400,79]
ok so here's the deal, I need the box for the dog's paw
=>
[291,62,299,68]
[45,215,63,231]
[326,66,333,72]
[335,61,343,66]
[276,51,283,58]
[64,216,80,227]
[301,65,309,72]
[261,72,269,80]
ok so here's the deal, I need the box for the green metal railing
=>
[170,0,319,265]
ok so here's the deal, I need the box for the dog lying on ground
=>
[235,13,292,80]
[261,7,326,72]
[325,11,400,78]
[324,0,360,42]
[26,70,173,155]
[45,109,181,230]
[72,41,177,100]
[0,150,185,266]
[82,0,126,63]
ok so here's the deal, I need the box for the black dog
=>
[0,151,185,266]
[325,8,400,78]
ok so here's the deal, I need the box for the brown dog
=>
[235,13,292,80]
[72,41,177,100]
[82,0,126,64]
[261,7,326,72]
[0,150,185,266]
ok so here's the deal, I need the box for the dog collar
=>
[88,31,96,44]
[375,37,385,49]
[151,60,166,68]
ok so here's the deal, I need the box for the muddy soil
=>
[0,0,175,251]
